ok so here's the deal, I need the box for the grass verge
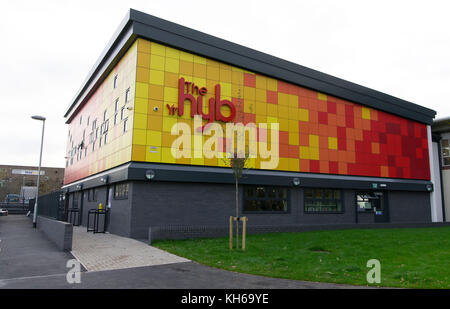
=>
[153,227,450,288]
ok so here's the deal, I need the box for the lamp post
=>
[31,115,46,228]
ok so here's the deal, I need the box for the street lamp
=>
[31,115,46,228]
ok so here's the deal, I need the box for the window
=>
[87,116,90,126]
[114,183,129,199]
[123,118,128,132]
[125,87,130,103]
[113,75,118,89]
[79,115,82,125]
[356,192,383,212]
[441,139,450,166]
[104,133,108,145]
[72,193,79,209]
[104,119,109,133]
[304,189,343,213]
[87,188,97,202]
[114,99,119,125]
[243,186,288,212]
[121,107,125,120]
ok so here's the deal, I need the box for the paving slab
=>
[71,226,189,272]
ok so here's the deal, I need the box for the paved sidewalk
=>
[0,215,76,280]
[0,216,375,289]
[71,226,189,272]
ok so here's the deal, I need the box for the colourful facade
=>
[64,38,430,185]
[130,38,430,180]
[64,42,137,185]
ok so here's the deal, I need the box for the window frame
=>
[114,182,129,200]
[123,117,128,132]
[113,74,118,89]
[242,185,290,214]
[125,87,130,103]
[441,139,450,167]
[87,188,97,202]
[304,188,344,214]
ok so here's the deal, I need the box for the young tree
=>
[223,87,252,249]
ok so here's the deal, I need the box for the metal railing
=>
[0,202,29,214]
[35,190,68,221]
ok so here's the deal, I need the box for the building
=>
[62,9,440,240]
[431,118,450,221]
[0,164,64,202]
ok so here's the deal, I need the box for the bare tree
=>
[223,87,252,249]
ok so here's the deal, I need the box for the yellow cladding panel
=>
[164,87,178,103]
[289,158,299,171]
[289,120,299,132]
[278,93,289,106]
[149,70,165,85]
[289,133,299,145]
[309,134,319,148]
[136,83,149,99]
[267,78,277,91]
[165,58,179,73]
[278,105,289,119]
[299,108,309,122]
[151,43,166,56]
[166,47,180,59]
[362,107,371,120]
[133,129,147,145]
[150,54,165,71]
[135,98,148,114]
[161,147,176,163]
[318,93,327,101]
[147,130,162,146]
[299,146,310,160]
[134,113,147,129]
[309,147,319,160]
[328,137,338,150]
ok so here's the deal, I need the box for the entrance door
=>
[373,192,389,223]
[356,191,389,223]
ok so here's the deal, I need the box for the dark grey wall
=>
[388,191,432,223]
[37,215,73,251]
[131,182,236,238]
[130,181,357,239]
[67,181,433,240]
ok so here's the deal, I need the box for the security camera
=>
[153,106,159,112]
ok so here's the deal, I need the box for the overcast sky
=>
[1,0,449,168]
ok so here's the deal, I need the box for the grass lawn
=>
[153,227,450,288]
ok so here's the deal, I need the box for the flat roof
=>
[64,8,436,124]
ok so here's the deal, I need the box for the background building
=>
[0,164,64,202]
[431,118,450,221]
[62,9,439,240]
